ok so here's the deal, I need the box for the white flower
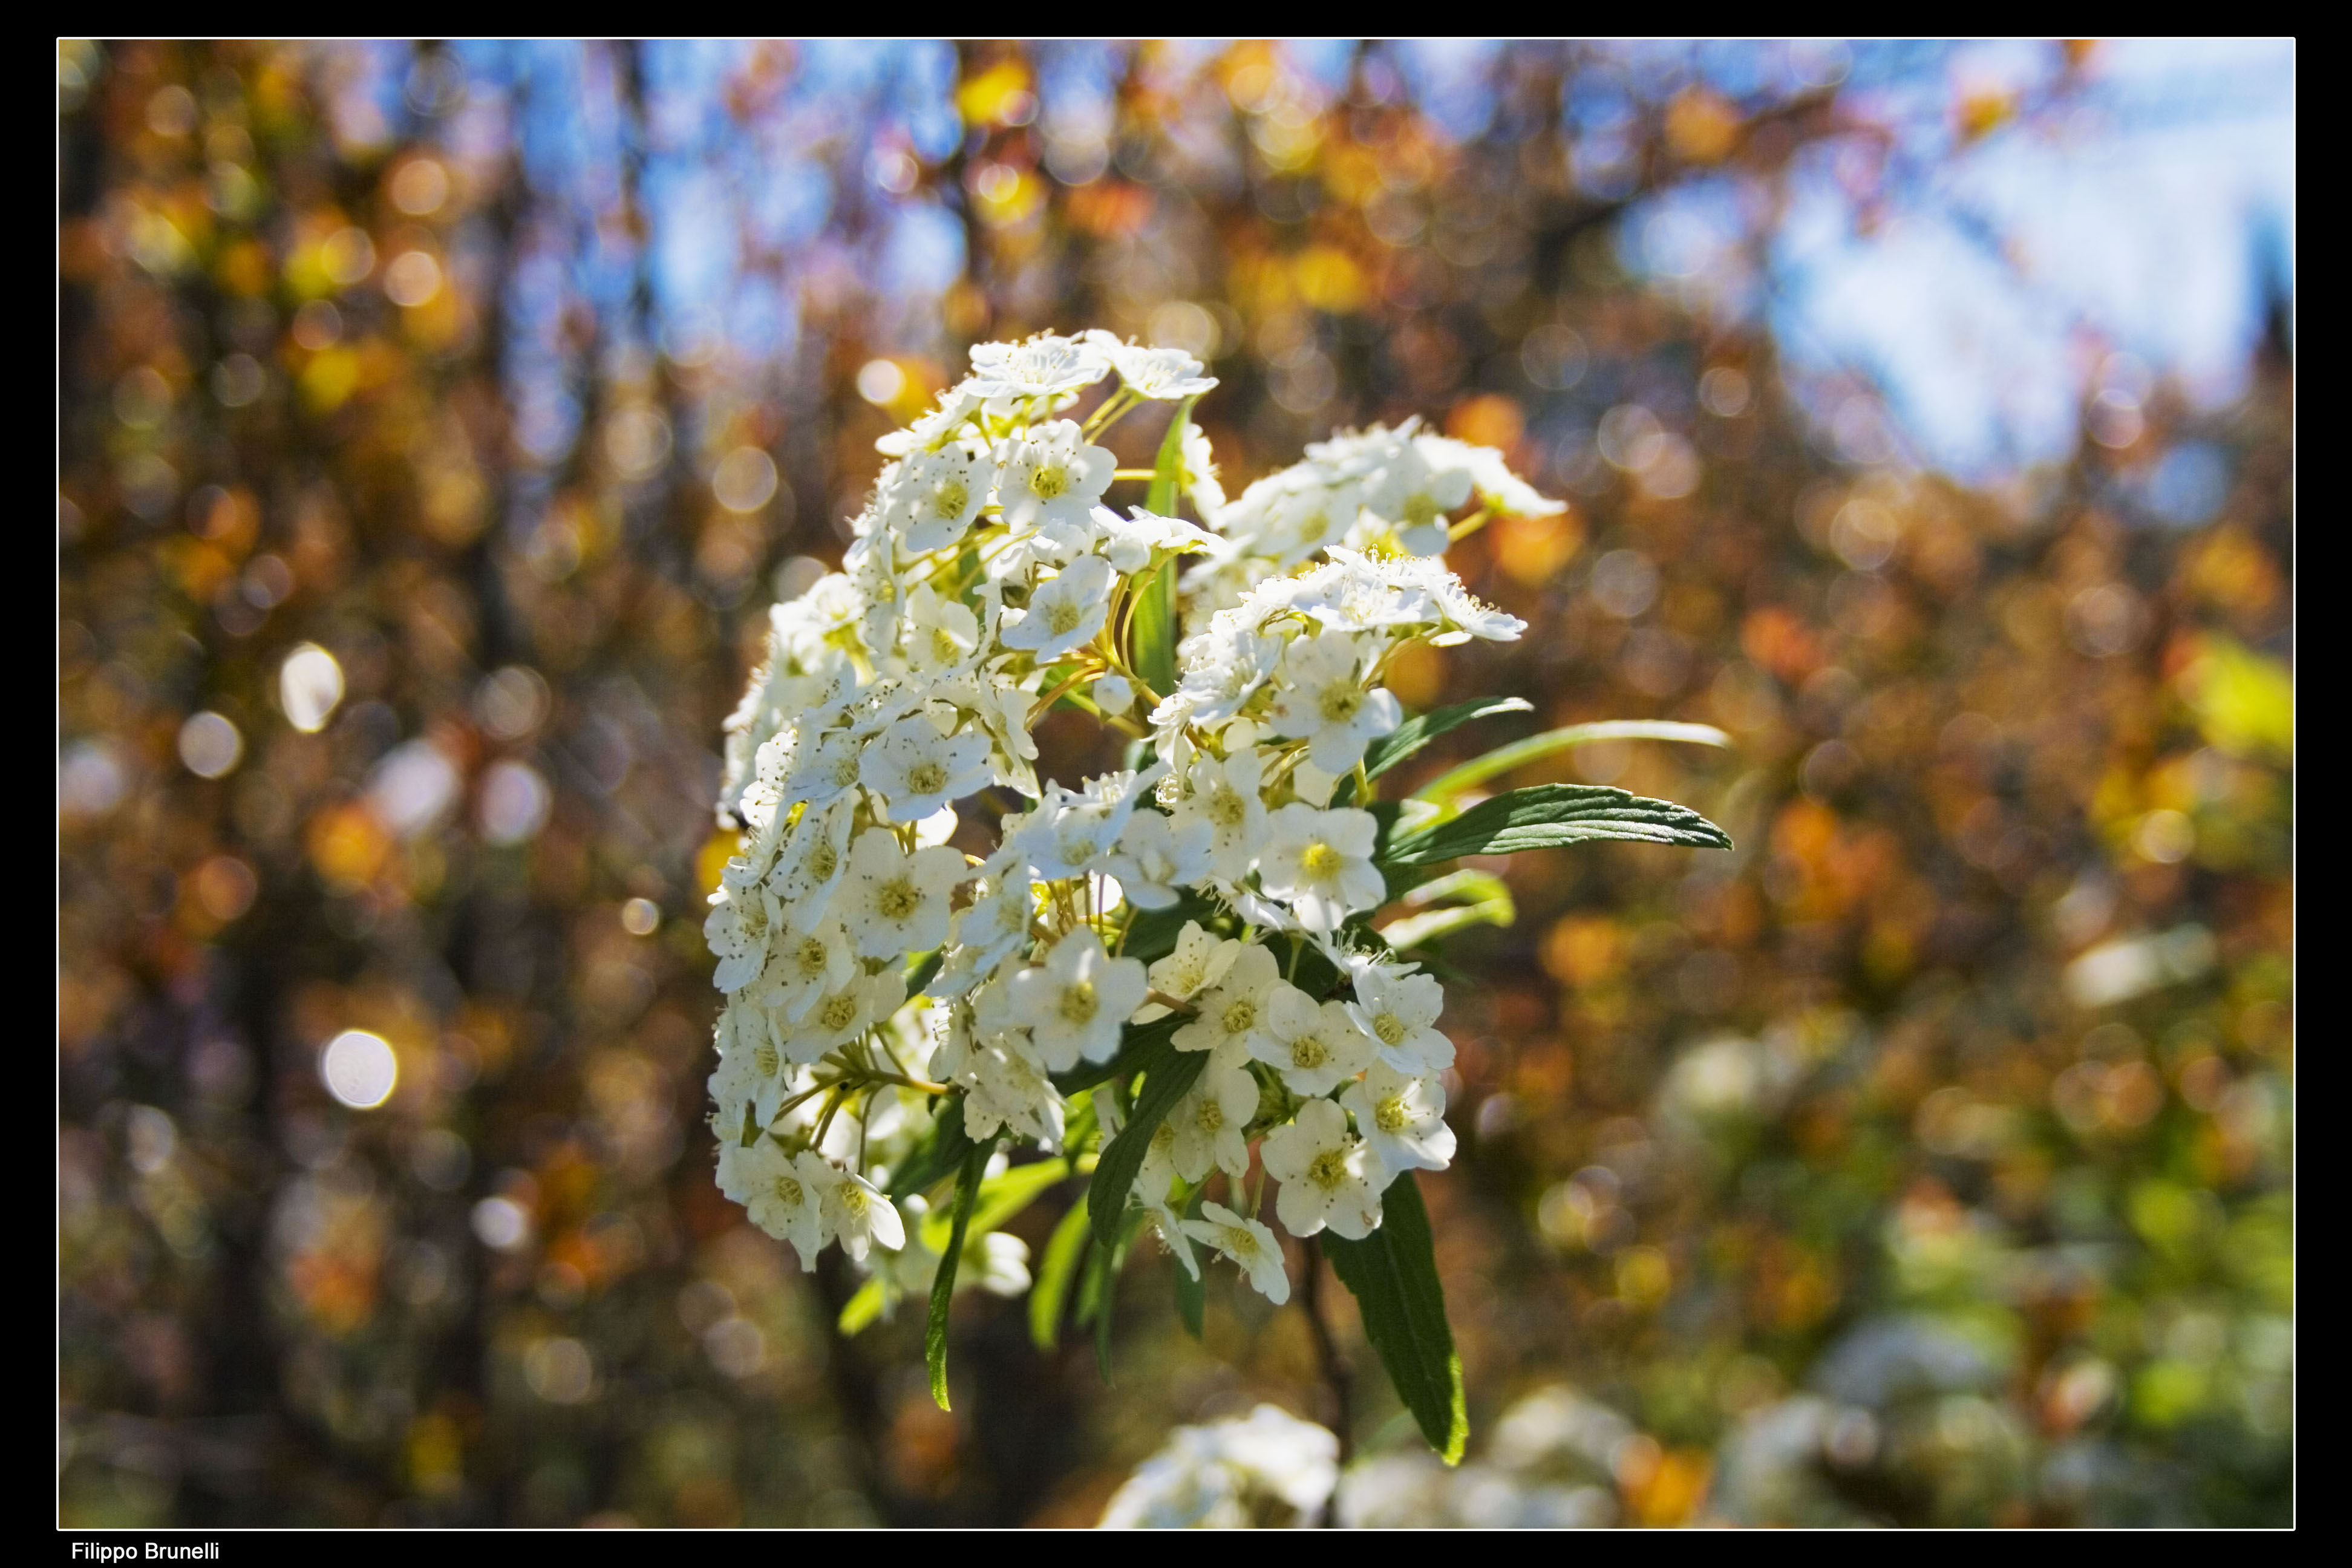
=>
[960,1037,1066,1148]
[999,553,1116,663]
[901,584,981,675]
[1106,811,1214,910]
[1344,962,1454,1074]
[965,333,1112,407]
[1272,479,1365,564]
[885,444,989,555]
[875,383,985,456]
[1145,920,1240,1010]
[1169,1059,1261,1181]
[858,713,991,824]
[1253,986,1371,1097]
[1099,1404,1336,1529]
[704,862,776,994]
[716,1139,832,1268]
[1261,1098,1382,1240]
[1172,629,1281,728]
[1171,747,1269,882]
[817,1162,907,1261]
[836,829,969,961]
[768,795,857,929]
[782,969,904,1065]
[1266,632,1401,774]
[1005,927,1148,1071]
[1181,421,1226,517]
[1091,672,1134,716]
[1414,431,1564,520]
[1172,942,1284,1064]
[941,866,1037,995]
[1146,1186,1198,1279]
[1087,331,1219,401]
[1342,1061,1456,1178]
[751,916,858,1024]
[781,727,871,813]
[1179,1201,1289,1305]
[995,420,1114,531]
[709,1007,799,1126]
[1256,804,1386,934]
[1013,769,1146,880]
[1361,440,1474,556]
[1094,505,1216,574]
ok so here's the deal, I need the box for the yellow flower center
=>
[831,750,860,786]
[1220,997,1258,1034]
[1209,785,1248,828]
[820,992,861,1031]
[773,1175,803,1207]
[907,759,948,795]
[1031,463,1068,500]
[932,478,969,517]
[838,1183,867,1217]
[808,842,838,881]
[753,1040,779,1077]
[1402,492,1441,529]
[1045,597,1083,635]
[1374,1013,1405,1047]
[797,936,831,977]
[1307,1148,1351,1191]
[1195,1100,1224,1134]
[1318,684,1364,724]
[1290,1033,1328,1071]
[1058,979,1099,1025]
[877,877,921,921]
[1376,1094,1408,1134]
[1300,841,1342,878]
[1223,1224,1259,1256]
[931,627,964,664]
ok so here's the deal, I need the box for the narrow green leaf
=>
[1413,720,1731,808]
[923,1155,1072,1250]
[1384,782,1733,869]
[1030,1195,1095,1351]
[1051,1011,1180,1096]
[1172,1186,1207,1339]
[903,946,942,999]
[1321,1172,1468,1463]
[887,1094,973,1200]
[1081,1207,1149,1383]
[1130,394,1199,699]
[1086,1047,1206,1249]
[1353,696,1535,792]
[926,1141,991,1412]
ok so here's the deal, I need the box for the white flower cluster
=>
[1180,415,1564,613]
[703,328,1555,1313]
[1099,1403,1341,1529]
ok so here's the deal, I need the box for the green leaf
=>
[1413,720,1733,808]
[1130,394,1199,699]
[926,1140,991,1411]
[1377,867,1517,950]
[923,1155,1073,1251]
[1321,1172,1467,1463]
[836,1276,886,1336]
[1079,1207,1149,1383]
[1030,1195,1095,1351]
[1172,1186,1207,1339]
[903,947,942,999]
[887,1094,974,1200]
[1051,1011,1180,1096]
[1384,782,1732,869]
[1347,696,1535,798]
[1086,1045,1206,1249]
